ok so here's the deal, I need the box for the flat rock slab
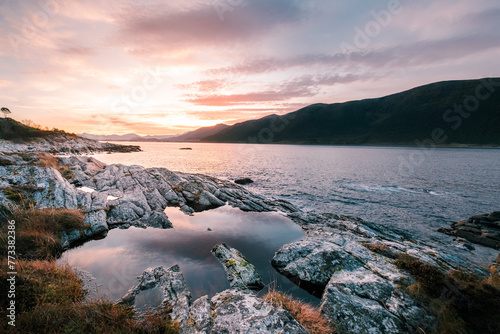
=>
[182,289,308,334]
[212,243,264,291]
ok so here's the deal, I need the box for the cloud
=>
[176,79,228,93]
[186,73,372,106]
[207,31,500,77]
[58,46,95,56]
[115,0,306,56]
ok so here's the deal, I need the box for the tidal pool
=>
[59,205,320,306]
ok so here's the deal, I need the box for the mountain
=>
[78,124,228,142]
[79,133,143,141]
[167,123,229,142]
[203,78,500,146]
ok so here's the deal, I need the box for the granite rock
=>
[212,244,264,291]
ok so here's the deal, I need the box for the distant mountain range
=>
[202,78,500,146]
[80,78,500,147]
[79,124,229,142]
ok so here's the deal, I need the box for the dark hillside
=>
[204,78,500,146]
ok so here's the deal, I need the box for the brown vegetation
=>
[36,153,74,180]
[172,184,183,192]
[264,291,335,334]
[0,206,85,260]
[395,254,500,334]
[0,261,179,334]
[361,242,399,259]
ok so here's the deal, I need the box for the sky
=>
[1,0,499,135]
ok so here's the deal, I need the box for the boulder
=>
[271,236,363,296]
[0,165,78,210]
[119,265,192,322]
[321,267,434,334]
[234,178,254,185]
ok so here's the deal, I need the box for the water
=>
[92,143,500,236]
[60,205,312,305]
[62,143,500,305]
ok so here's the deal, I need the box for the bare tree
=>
[1,107,11,118]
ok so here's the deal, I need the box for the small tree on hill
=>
[1,107,11,118]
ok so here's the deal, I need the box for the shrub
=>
[395,254,500,334]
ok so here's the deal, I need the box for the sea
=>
[59,143,500,306]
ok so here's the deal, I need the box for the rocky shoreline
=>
[439,212,500,250]
[0,135,140,155]
[1,136,499,333]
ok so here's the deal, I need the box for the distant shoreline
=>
[99,139,500,149]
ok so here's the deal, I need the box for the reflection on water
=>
[59,205,319,305]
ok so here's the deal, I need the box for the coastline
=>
[1,136,499,333]
[97,139,500,149]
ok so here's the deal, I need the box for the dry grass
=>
[264,291,335,334]
[362,242,399,259]
[0,206,85,260]
[0,260,84,313]
[6,302,180,334]
[172,184,183,192]
[36,153,59,168]
[0,261,179,334]
[35,153,74,180]
[395,254,500,334]
[0,203,179,333]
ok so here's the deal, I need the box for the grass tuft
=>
[264,290,335,334]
